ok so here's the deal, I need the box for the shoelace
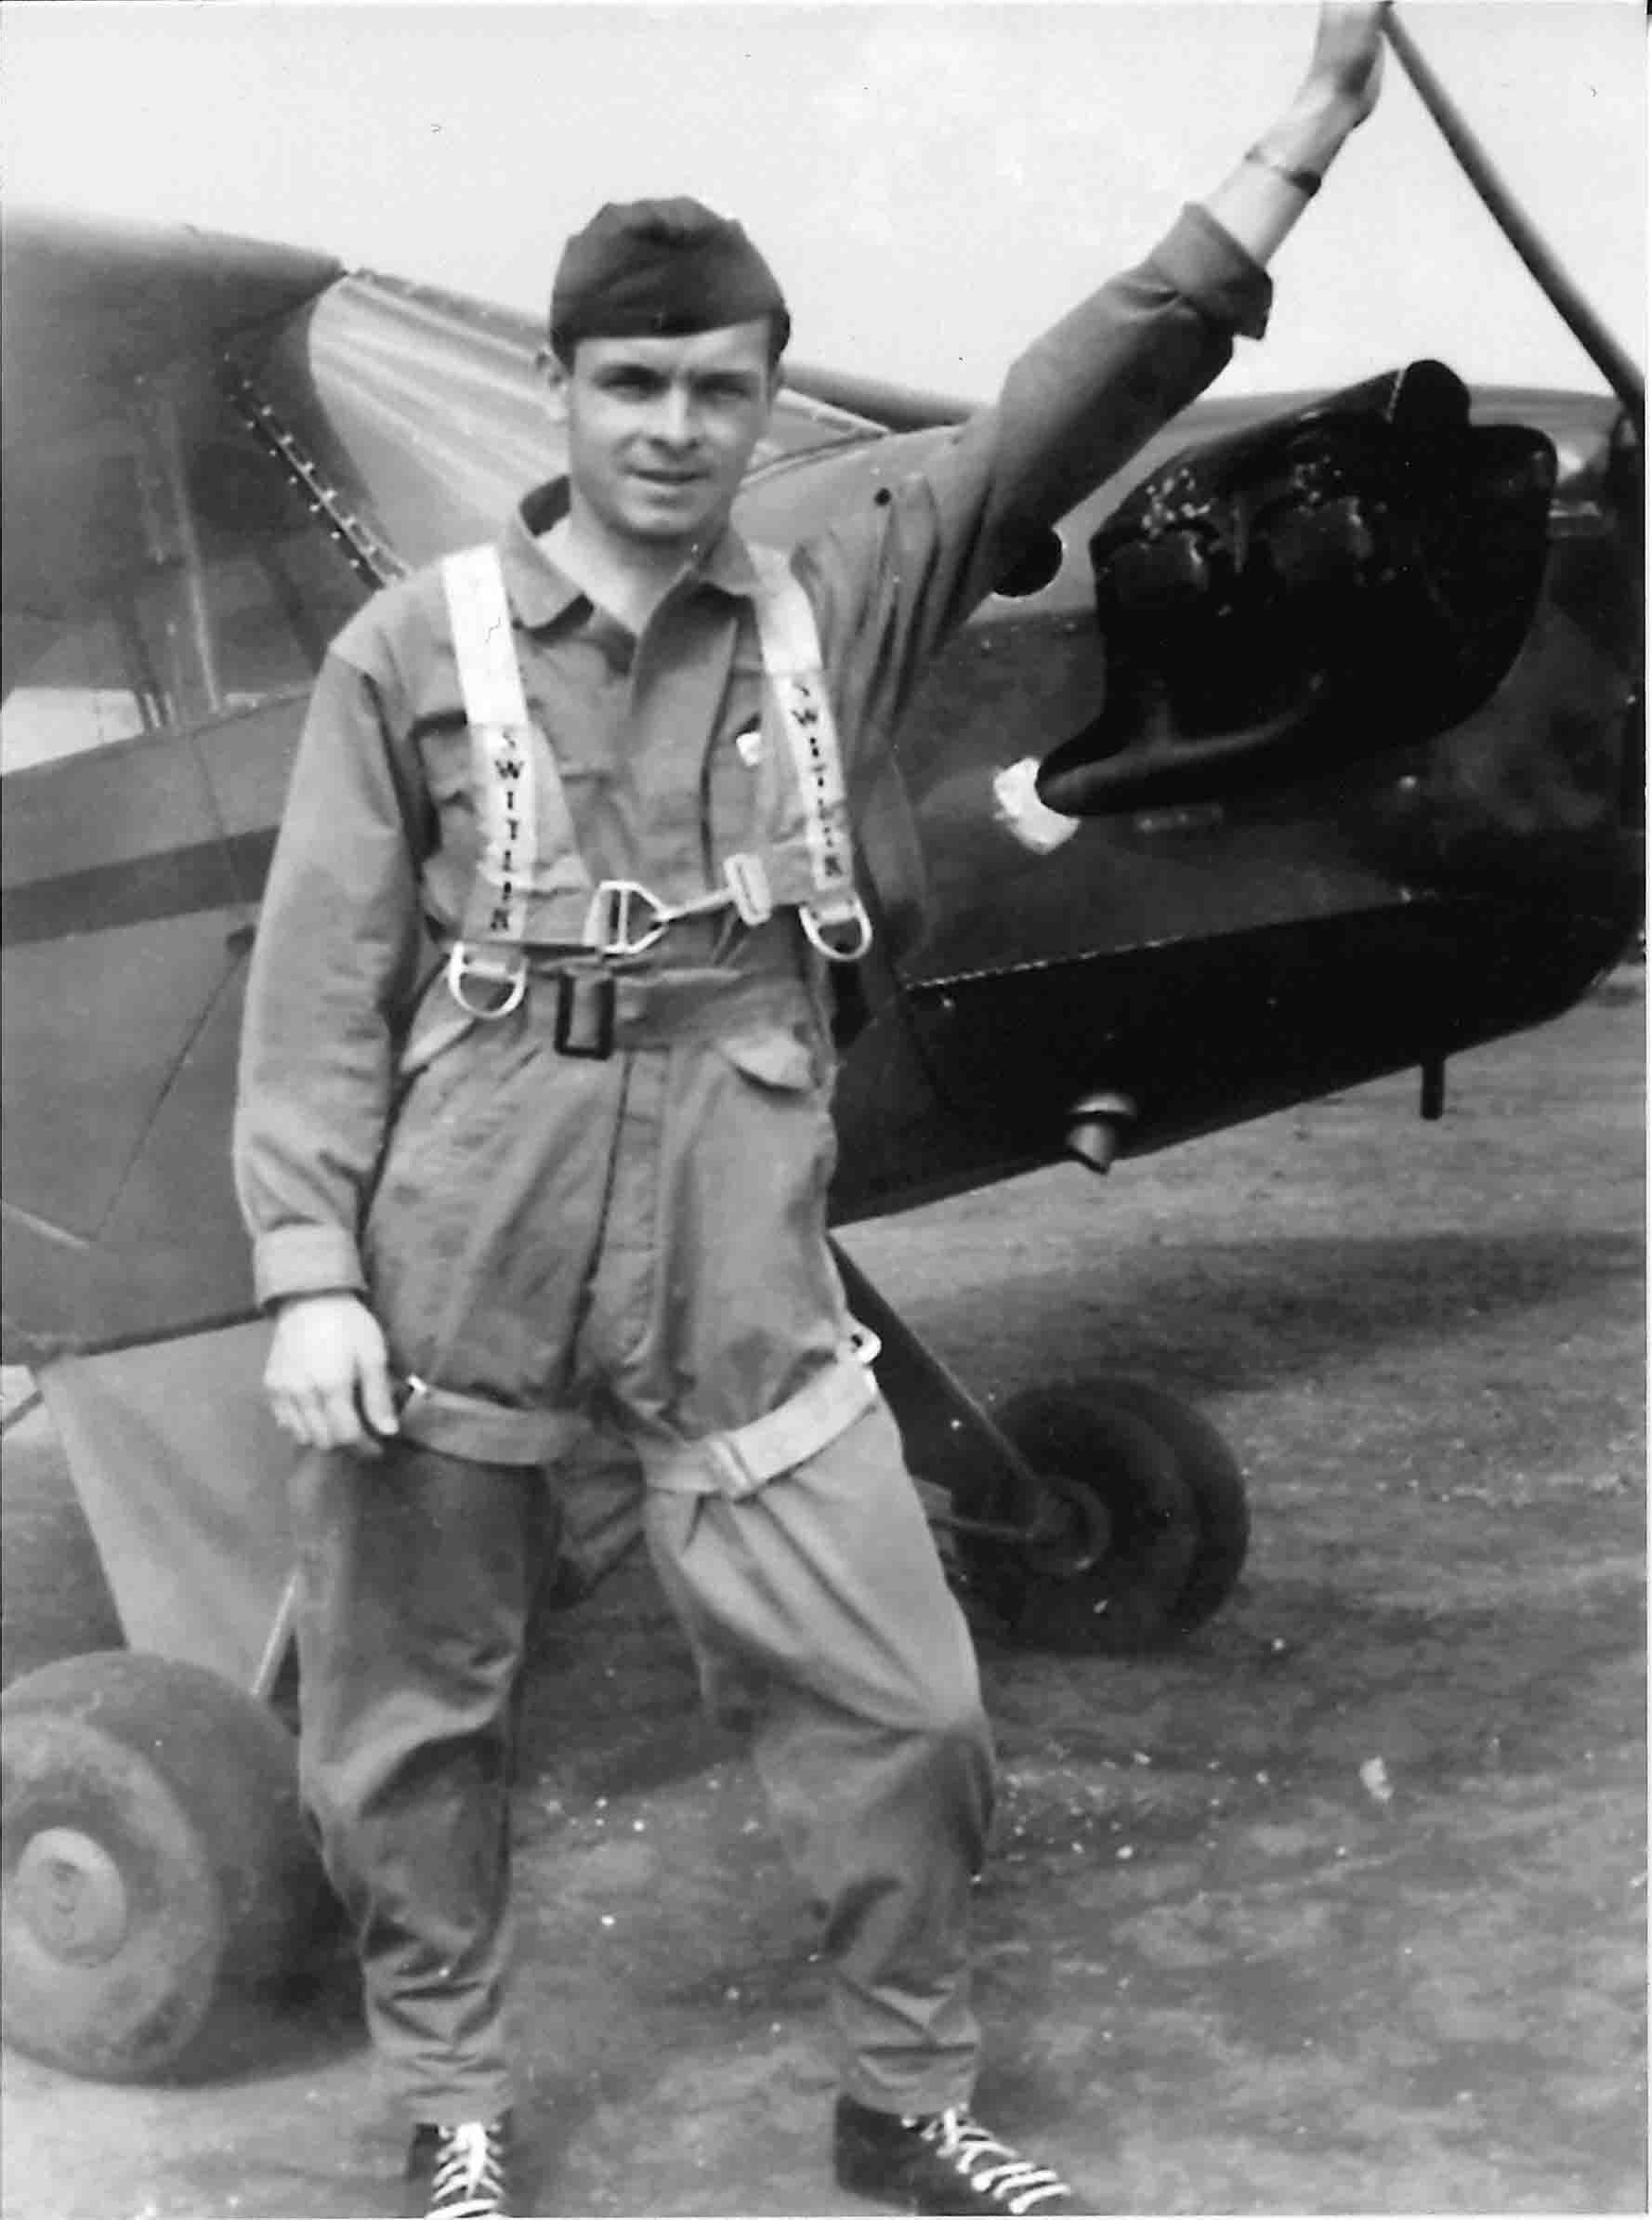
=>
[427,2121,508,2220]
[914,2108,1071,2214]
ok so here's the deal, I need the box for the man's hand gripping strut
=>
[1305,2,1389,126]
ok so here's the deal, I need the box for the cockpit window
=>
[2,361,371,775]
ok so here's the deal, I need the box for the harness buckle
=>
[554,970,618,1060]
[800,892,873,964]
[445,941,528,1018]
[724,852,774,927]
[583,880,671,958]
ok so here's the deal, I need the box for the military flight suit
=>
[234,205,1269,2127]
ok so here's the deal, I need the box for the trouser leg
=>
[289,1441,547,2123]
[645,1400,996,2115]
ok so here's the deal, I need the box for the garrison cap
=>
[549,197,791,358]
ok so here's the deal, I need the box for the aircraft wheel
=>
[1,1649,328,2082]
[979,1382,1243,1653]
[1084,1376,1250,1633]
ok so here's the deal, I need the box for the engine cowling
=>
[1038,360,1557,814]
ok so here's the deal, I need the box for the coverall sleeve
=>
[233,636,429,1308]
[801,204,1272,757]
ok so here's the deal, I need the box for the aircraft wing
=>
[1,207,1642,1362]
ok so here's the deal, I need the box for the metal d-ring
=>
[444,942,528,1018]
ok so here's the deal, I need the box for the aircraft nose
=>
[1036,362,1562,819]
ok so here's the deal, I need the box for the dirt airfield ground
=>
[1,970,1644,2220]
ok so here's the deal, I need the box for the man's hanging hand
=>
[265,1291,400,1455]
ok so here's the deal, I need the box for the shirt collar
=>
[498,477,760,628]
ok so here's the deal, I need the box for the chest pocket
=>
[519,676,616,793]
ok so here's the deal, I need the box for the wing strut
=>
[1383,7,1644,433]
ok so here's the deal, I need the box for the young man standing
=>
[236,9,1389,2213]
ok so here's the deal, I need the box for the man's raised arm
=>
[1203,3,1387,266]
[803,3,1393,753]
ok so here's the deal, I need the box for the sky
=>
[2,2,1644,405]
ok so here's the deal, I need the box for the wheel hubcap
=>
[1023,1473,1113,1577]
[13,1827,130,1964]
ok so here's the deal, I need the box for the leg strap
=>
[395,1375,579,1467]
[643,1329,883,1501]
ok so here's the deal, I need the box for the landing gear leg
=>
[831,1241,1250,1654]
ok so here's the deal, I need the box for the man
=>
[236,9,1389,2213]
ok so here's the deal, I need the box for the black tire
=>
[1,1650,330,2082]
[983,1389,1202,1653]
[1082,1375,1250,1632]
[975,1381,1249,1652]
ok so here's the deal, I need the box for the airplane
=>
[0,15,1642,2092]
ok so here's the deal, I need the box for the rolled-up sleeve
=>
[233,632,428,1307]
[804,204,1272,755]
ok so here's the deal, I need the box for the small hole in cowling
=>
[990,527,1065,599]
[873,487,893,506]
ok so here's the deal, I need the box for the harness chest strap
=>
[439,542,871,1005]
[745,545,872,961]
[444,545,560,1013]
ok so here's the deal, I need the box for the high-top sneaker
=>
[404,2116,514,2220]
[835,2095,1085,2214]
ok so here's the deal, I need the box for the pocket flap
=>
[397,999,478,1081]
[716,1027,817,1092]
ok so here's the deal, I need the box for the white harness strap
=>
[440,541,872,1009]
[747,545,872,962]
[643,1328,884,1500]
[395,1374,581,1467]
[442,545,588,1014]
